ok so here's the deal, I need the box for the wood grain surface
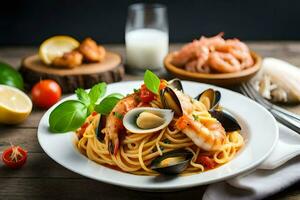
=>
[0,43,299,200]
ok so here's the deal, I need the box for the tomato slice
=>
[197,155,217,169]
[2,146,27,169]
[140,84,155,103]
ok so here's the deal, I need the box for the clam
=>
[96,115,106,141]
[168,78,183,91]
[196,88,221,111]
[150,149,193,175]
[123,107,174,134]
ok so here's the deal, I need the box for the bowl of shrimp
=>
[164,33,262,86]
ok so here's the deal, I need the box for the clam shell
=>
[123,107,174,134]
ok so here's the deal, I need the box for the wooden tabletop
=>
[0,43,300,199]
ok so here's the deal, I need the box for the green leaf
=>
[0,62,24,90]
[94,93,124,115]
[144,70,160,94]
[88,82,107,104]
[49,100,88,133]
[75,88,90,106]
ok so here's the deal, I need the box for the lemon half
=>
[0,85,32,124]
[39,36,80,65]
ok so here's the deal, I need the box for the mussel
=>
[209,110,241,132]
[150,149,193,175]
[123,107,174,134]
[160,86,183,116]
[196,88,221,111]
[168,78,183,92]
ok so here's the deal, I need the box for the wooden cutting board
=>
[20,52,124,93]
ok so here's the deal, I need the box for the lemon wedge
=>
[0,85,32,124]
[39,36,80,65]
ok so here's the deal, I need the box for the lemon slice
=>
[0,85,32,124]
[39,36,80,65]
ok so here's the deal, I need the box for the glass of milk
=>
[125,3,169,73]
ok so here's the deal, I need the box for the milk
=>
[125,28,169,71]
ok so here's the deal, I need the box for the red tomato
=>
[197,155,217,169]
[140,84,155,103]
[31,80,62,109]
[2,146,27,169]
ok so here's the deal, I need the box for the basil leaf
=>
[95,93,124,115]
[75,88,90,106]
[88,82,107,104]
[49,100,88,133]
[144,70,160,94]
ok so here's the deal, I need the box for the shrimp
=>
[172,40,209,67]
[199,32,226,51]
[102,93,140,155]
[208,52,241,73]
[216,39,254,69]
[186,58,211,73]
[52,50,83,68]
[176,115,226,151]
[79,38,106,62]
[173,90,226,151]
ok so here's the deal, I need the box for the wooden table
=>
[0,43,300,200]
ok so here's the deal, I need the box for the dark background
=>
[1,0,299,45]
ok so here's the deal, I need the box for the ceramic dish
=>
[164,52,262,86]
[38,81,278,191]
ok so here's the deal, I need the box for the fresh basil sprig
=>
[49,82,123,133]
[95,93,124,115]
[144,70,160,94]
[49,100,88,133]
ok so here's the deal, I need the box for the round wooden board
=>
[20,52,124,93]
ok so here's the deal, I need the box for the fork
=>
[240,83,300,134]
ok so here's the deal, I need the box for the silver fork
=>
[240,83,300,134]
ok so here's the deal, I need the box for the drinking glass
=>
[125,3,169,73]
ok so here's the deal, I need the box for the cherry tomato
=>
[197,155,217,169]
[140,84,155,103]
[31,80,62,109]
[2,146,27,169]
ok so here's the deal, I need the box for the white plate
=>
[38,81,278,191]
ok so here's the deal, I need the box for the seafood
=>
[150,149,193,174]
[52,50,83,68]
[172,33,254,73]
[123,107,174,134]
[208,52,241,73]
[176,114,226,151]
[79,38,106,62]
[253,58,300,103]
[102,93,140,155]
[160,87,227,151]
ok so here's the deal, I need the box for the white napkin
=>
[203,124,300,200]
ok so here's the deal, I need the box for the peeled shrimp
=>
[172,40,209,67]
[176,115,226,151]
[52,50,83,68]
[79,38,106,62]
[174,90,226,151]
[199,32,226,51]
[208,52,241,73]
[102,93,139,155]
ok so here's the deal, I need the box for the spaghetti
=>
[76,92,244,176]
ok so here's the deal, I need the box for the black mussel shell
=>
[150,149,193,175]
[96,115,106,141]
[168,79,183,92]
[196,89,221,111]
[209,110,241,132]
[160,86,183,116]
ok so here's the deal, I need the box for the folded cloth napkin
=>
[203,124,300,200]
